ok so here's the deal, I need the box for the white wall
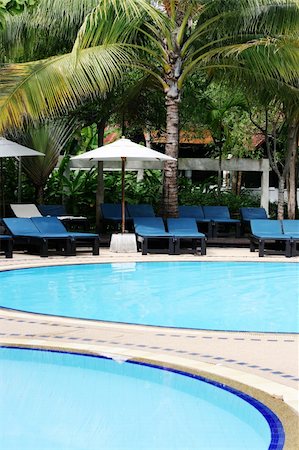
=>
[247,187,299,203]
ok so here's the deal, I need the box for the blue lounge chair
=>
[167,218,206,255]
[178,205,213,237]
[38,204,66,216]
[2,218,74,257]
[250,219,292,257]
[240,207,268,222]
[127,204,155,218]
[31,217,100,255]
[0,234,13,258]
[133,217,174,255]
[202,206,241,238]
[239,207,268,235]
[38,204,89,231]
[282,220,299,256]
[100,203,128,230]
[282,220,299,236]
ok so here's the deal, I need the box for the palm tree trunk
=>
[231,171,237,194]
[277,176,285,220]
[36,185,44,204]
[286,117,299,219]
[163,95,179,217]
[143,128,151,148]
[237,171,242,196]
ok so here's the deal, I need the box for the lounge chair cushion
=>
[31,217,98,238]
[203,206,239,222]
[240,207,267,222]
[167,218,205,238]
[10,204,42,218]
[134,217,171,236]
[100,203,123,221]
[127,204,155,217]
[3,217,72,238]
[282,220,299,237]
[250,219,288,237]
[178,205,210,222]
[38,204,67,216]
[3,217,47,235]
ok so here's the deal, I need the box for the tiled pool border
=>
[1,345,285,450]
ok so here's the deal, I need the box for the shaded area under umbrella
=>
[71,137,176,233]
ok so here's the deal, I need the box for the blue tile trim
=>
[0,345,285,449]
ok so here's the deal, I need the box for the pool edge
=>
[1,340,298,450]
[0,344,289,450]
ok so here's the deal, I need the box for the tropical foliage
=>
[45,169,261,222]
[0,0,298,219]
[5,120,78,203]
[0,0,37,27]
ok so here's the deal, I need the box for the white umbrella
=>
[71,137,176,233]
[0,137,45,158]
[0,137,44,215]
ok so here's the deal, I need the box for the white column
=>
[260,161,270,214]
[137,169,144,182]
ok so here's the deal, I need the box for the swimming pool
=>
[0,262,297,332]
[0,347,283,450]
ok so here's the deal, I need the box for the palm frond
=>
[0,44,135,132]
[14,119,78,187]
[72,0,166,54]
[181,36,299,86]
[239,0,299,35]
[73,3,142,53]
[1,0,99,55]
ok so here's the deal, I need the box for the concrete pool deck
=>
[0,247,298,448]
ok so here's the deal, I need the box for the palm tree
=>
[286,106,299,219]
[200,90,248,194]
[241,63,299,219]
[11,120,78,203]
[71,0,299,216]
[0,0,299,217]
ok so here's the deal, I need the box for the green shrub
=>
[104,170,163,210]
[178,177,260,214]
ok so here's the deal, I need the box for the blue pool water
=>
[0,262,298,332]
[0,347,282,450]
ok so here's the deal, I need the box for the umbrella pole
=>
[121,157,126,234]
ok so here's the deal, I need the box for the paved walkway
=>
[0,247,298,448]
